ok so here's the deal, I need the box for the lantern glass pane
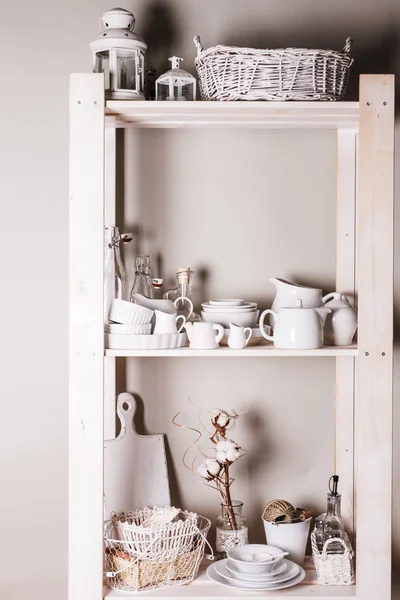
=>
[156,82,194,101]
[116,50,136,90]
[95,51,110,89]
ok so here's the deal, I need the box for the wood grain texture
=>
[69,73,105,600]
[335,129,357,538]
[104,345,358,358]
[356,74,394,600]
[105,101,359,129]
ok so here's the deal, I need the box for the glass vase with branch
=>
[173,404,249,558]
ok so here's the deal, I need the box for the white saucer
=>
[207,560,305,591]
[219,559,298,585]
[225,558,287,580]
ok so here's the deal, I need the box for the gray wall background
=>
[1,1,399,598]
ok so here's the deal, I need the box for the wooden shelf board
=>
[105,101,359,130]
[104,561,356,598]
[105,344,357,358]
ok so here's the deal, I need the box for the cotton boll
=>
[216,449,228,463]
[197,462,209,478]
[205,459,221,476]
[226,448,240,462]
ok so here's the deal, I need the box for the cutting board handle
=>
[113,392,137,440]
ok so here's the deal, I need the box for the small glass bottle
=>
[130,255,154,299]
[216,501,248,560]
[315,475,348,554]
[164,267,201,321]
[104,227,126,322]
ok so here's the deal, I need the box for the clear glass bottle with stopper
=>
[155,57,197,101]
[130,254,154,299]
[164,267,201,321]
[104,227,131,322]
[314,475,349,554]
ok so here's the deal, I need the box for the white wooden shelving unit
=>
[69,74,394,600]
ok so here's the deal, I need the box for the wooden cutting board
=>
[104,392,171,517]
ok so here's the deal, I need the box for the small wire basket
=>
[104,507,212,592]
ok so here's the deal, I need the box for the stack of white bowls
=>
[201,299,259,328]
[207,544,305,592]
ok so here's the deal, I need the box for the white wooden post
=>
[335,129,357,538]
[104,127,117,441]
[356,74,394,600]
[69,73,105,600]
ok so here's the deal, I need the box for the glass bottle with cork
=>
[164,267,201,321]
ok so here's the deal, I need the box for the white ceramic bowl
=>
[201,310,259,328]
[109,299,154,325]
[132,293,176,314]
[105,323,151,335]
[227,544,285,575]
[202,302,257,312]
[209,299,244,307]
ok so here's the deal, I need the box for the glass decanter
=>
[216,501,248,560]
[130,255,154,299]
[104,227,126,322]
[315,476,348,554]
[164,267,201,321]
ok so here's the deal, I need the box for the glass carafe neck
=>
[327,493,342,517]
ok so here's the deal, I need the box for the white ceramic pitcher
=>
[183,322,224,349]
[154,310,186,334]
[228,323,252,349]
[270,278,333,312]
[260,300,331,349]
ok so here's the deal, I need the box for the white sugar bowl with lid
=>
[323,293,357,346]
[259,300,331,349]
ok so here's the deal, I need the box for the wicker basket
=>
[311,530,355,585]
[104,508,211,592]
[194,36,353,102]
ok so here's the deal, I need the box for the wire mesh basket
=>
[104,507,211,592]
[194,36,353,102]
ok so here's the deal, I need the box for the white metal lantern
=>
[90,8,147,100]
[156,57,196,101]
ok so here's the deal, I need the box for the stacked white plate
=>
[201,299,259,328]
[207,544,305,592]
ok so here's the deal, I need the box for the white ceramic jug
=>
[270,278,333,312]
[323,293,357,346]
[183,322,224,350]
[228,323,252,349]
[154,310,186,334]
[259,300,331,349]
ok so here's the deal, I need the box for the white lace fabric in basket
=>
[216,527,248,552]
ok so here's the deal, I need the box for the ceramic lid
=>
[324,293,352,309]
